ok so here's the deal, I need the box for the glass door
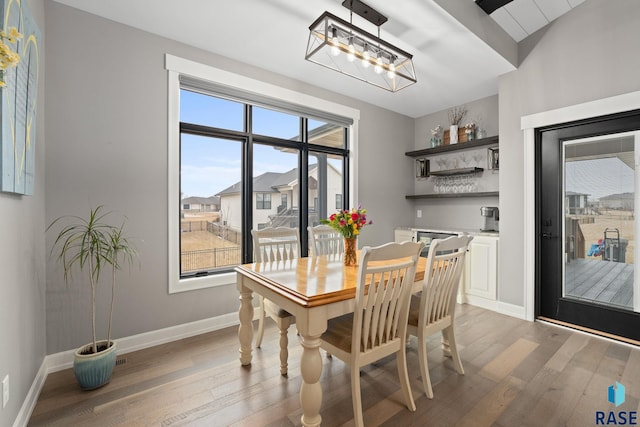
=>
[563,132,639,313]
[537,110,640,342]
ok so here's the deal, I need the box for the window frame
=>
[166,54,360,294]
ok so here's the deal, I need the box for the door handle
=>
[541,232,559,239]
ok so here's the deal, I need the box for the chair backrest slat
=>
[252,227,301,263]
[354,242,424,353]
[419,235,473,328]
[308,224,344,257]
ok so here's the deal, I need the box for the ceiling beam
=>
[475,0,514,15]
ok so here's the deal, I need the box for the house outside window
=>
[335,194,342,210]
[166,55,359,293]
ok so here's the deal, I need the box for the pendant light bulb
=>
[362,44,370,68]
[387,62,396,79]
[374,52,383,74]
[347,37,355,62]
[330,27,340,56]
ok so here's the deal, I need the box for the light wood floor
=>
[28,304,640,426]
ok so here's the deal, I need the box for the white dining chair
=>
[407,234,473,399]
[251,227,300,376]
[308,224,343,257]
[319,241,424,427]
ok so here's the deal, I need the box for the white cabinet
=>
[463,235,498,306]
[394,228,415,243]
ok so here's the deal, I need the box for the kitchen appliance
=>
[480,206,499,231]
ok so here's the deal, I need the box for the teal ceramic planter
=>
[73,340,117,390]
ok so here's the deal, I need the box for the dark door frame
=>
[535,109,640,341]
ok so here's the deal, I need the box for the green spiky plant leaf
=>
[47,206,137,354]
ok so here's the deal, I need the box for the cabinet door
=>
[464,236,498,300]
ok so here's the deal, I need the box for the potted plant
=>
[47,206,137,390]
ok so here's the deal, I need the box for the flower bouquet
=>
[321,207,372,265]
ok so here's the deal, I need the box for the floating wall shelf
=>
[406,135,499,157]
[429,167,484,176]
[405,191,499,199]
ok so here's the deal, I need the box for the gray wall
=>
[43,2,414,355]
[0,1,46,426]
[498,0,640,305]
[411,95,499,231]
[7,2,640,423]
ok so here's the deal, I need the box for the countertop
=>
[397,226,499,237]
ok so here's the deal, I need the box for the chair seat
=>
[322,313,355,352]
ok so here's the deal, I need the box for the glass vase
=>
[344,237,357,266]
[466,129,475,141]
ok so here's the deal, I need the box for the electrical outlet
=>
[416,209,422,218]
[2,375,8,408]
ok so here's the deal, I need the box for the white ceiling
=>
[50,0,579,118]
[489,0,585,42]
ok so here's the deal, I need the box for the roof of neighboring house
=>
[565,191,589,196]
[271,164,319,189]
[217,164,322,196]
[216,171,283,196]
[270,168,299,189]
[280,123,344,147]
[600,192,634,200]
[182,196,220,205]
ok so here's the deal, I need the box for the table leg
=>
[238,282,254,366]
[300,334,323,427]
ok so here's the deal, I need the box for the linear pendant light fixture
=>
[305,0,417,92]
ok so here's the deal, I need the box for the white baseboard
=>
[14,311,245,427]
[12,360,48,427]
[46,311,241,373]
[463,295,526,320]
[496,301,526,319]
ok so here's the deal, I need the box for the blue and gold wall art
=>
[0,0,39,195]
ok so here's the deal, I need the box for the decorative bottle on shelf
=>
[430,125,443,147]
[450,125,458,144]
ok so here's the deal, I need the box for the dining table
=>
[235,252,427,427]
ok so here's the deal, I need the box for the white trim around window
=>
[165,54,361,294]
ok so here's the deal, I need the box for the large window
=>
[178,89,350,283]
[166,54,359,293]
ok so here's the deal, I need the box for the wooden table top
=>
[235,254,426,308]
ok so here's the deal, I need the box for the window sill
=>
[169,271,236,294]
